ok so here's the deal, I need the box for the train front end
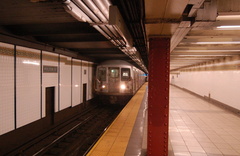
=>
[95,62,133,104]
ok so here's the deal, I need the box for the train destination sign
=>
[43,65,58,73]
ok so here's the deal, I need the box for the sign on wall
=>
[43,65,58,73]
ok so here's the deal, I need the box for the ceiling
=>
[145,0,240,71]
[0,0,147,72]
[1,0,240,72]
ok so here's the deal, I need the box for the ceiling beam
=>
[5,22,98,36]
[36,34,107,42]
[49,41,116,49]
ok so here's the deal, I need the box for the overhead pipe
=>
[63,0,147,72]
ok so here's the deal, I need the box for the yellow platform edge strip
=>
[87,83,148,156]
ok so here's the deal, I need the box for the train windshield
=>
[97,67,106,81]
[109,68,119,78]
[121,68,131,81]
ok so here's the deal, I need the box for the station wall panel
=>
[0,43,95,136]
[0,43,14,135]
[171,56,240,110]
[16,46,41,128]
[59,55,72,110]
[42,51,59,116]
[72,59,81,107]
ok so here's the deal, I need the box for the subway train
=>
[95,60,146,104]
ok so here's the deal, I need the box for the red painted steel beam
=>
[148,38,170,156]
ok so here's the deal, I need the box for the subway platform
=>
[87,83,148,156]
[170,85,240,156]
[87,83,240,156]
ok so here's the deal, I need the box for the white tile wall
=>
[16,46,41,128]
[0,42,96,135]
[72,59,81,107]
[42,51,59,116]
[172,68,240,110]
[59,55,71,110]
[0,42,15,135]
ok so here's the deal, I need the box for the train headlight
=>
[120,84,126,90]
[102,85,106,89]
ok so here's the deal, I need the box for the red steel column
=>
[148,37,170,156]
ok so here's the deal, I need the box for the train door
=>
[46,87,55,125]
[108,67,120,93]
[121,68,132,93]
[96,67,106,90]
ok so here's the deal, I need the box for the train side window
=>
[109,67,119,78]
[97,67,106,81]
[121,68,130,81]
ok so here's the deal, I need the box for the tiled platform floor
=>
[169,86,240,156]
[87,83,148,156]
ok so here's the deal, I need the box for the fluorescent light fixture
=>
[217,15,240,20]
[184,41,240,45]
[217,25,240,29]
[174,50,240,52]
[217,13,240,20]
[64,0,90,22]
[171,57,211,59]
[172,55,232,56]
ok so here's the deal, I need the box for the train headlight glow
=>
[120,84,126,90]
[102,85,106,89]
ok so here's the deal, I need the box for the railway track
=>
[10,104,124,156]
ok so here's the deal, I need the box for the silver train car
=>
[95,60,146,104]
